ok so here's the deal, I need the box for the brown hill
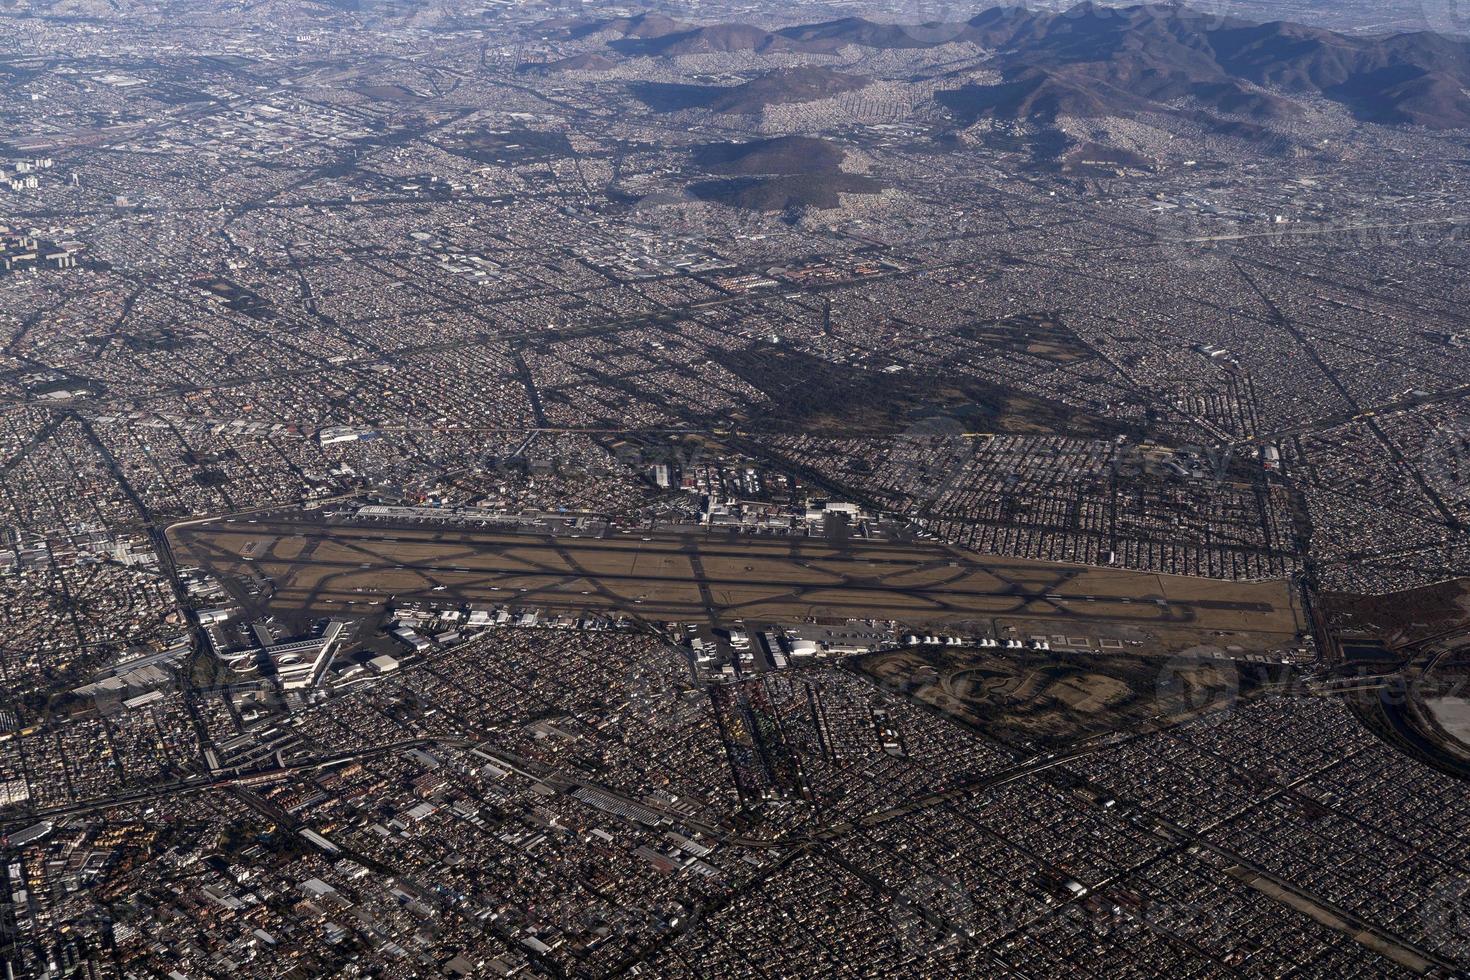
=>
[689,174,883,212]
[686,136,879,211]
[691,136,848,175]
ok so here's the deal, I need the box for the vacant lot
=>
[855,646,1281,748]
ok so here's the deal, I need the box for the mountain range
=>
[950,3,1470,128]
[563,3,1470,129]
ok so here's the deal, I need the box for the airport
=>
[169,513,1305,649]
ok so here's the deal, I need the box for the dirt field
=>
[170,516,1304,641]
[854,646,1265,748]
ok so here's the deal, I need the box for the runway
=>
[169,516,1303,634]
